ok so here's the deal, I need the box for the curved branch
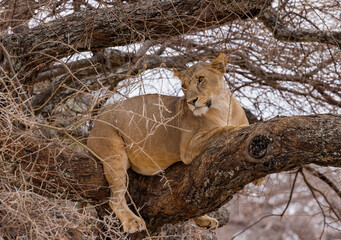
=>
[5,114,341,234]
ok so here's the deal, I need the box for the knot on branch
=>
[248,135,270,159]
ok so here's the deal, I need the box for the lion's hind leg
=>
[88,131,146,233]
[193,215,218,230]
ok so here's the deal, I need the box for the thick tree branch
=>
[260,8,341,48]
[4,114,340,234]
[0,0,272,79]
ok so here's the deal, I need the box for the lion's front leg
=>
[180,126,231,164]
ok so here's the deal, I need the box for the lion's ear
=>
[173,69,186,80]
[210,53,228,74]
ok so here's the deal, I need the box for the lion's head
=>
[174,54,228,116]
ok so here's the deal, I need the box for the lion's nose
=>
[187,97,198,106]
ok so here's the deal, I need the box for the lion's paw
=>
[193,215,219,230]
[122,215,146,233]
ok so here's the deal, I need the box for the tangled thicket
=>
[0,0,340,239]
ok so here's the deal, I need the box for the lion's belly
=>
[124,123,182,175]
[127,147,181,175]
[124,127,182,175]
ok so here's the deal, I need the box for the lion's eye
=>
[182,84,187,90]
[197,76,204,84]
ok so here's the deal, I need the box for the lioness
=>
[87,54,249,233]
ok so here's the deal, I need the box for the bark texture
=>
[0,0,272,80]
[6,114,341,233]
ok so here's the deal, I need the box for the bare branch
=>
[304,166,341,199]
[260,7,341,48]
[0,0,272,79]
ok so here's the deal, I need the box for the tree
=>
[0,0,340,239]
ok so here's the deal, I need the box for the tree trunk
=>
[4,114,341,234]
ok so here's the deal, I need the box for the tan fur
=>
[193,215,218,229]
[87,54,249,233]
